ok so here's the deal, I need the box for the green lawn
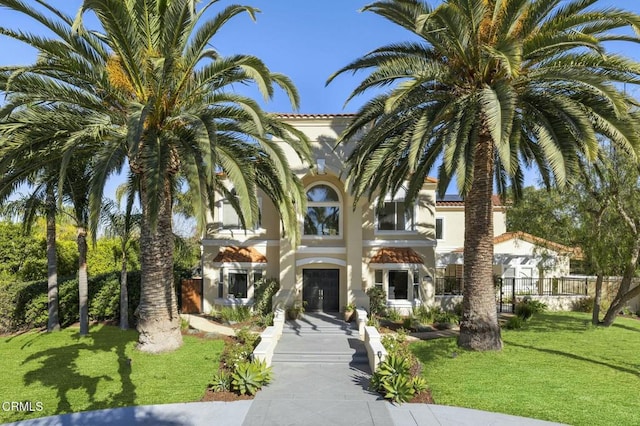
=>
[0,325,223,423]
[412,312,640,426]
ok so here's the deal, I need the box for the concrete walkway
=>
[5,313,565,426]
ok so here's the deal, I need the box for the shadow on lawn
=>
[521,313,596,333]
[22,326,138,414]
[505,341,640,377]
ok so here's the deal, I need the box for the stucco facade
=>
[201,115,437,315]
[199,115,576,314]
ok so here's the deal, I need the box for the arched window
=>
[304,184,341,236]
[376,187,414,231]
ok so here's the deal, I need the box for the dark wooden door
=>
[302,269,339,312]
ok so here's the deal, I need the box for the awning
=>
[213,246,267,263]
[370,247,423,264]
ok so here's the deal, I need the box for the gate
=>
[497,278,515,313]
[181,278,203,314]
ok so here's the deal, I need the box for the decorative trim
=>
[296,246,346,254]
[363,239,436,248]
[202,239,279,247]
[369,263,422,269]
[212,262,268,268]
[296,257,347,267]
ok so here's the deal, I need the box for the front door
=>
[302,269,339,312]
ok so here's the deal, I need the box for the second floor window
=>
[304,184,340,236]
[376,186,415,231]
[377,201,414,231]
[221,191,262,231]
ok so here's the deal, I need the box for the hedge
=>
[0,271,141,333]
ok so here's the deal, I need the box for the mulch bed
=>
[200,389,254,402]
[410,390,435,404]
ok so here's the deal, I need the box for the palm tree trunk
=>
[77,226,89,336]
[120,249,129,330]
[136,176,182,353]
[458,132,503,351]
[46,185,60,332]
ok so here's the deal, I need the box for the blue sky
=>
[2,0,640,202]
[4,0,637,114]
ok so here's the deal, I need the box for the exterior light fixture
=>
[377,351,383,362]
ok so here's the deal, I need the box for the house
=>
[199,114,577,315]
[201,114,437,315]
[435,195,577,281]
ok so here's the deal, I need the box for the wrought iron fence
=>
[435,276,589,296]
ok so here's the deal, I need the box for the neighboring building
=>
[200,114,578,314]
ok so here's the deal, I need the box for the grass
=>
[0,324,224,423]
[411,312,640,426]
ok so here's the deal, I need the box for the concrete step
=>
[272,351,369,364]
[282,326,358,336]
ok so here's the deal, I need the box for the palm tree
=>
[329,0,640,350]
[0,0,310,352]
[101,191,141,331]
[62,160,93,336]
[0,170,61,332]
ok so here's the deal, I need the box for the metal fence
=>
[435,276,589,296]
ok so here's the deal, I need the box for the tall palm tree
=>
[0,0,310,352]
[329,0,640,350]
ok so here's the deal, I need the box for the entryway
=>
[302,269,339,312]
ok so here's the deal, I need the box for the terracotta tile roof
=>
[276,113,356,119]
[370,247,423,264]
[436,194,503,207]
[493,231,579,255]
[213,247,267,263]
[452,231,583,259]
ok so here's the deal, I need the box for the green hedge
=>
[0,271,141,333]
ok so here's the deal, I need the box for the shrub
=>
[504,316,525,329]
[220,340,254,370]
[515,298,547,320]
[253,277,279,316]
[412,304,434,324]
[386,308,402,322]
[381,374,415,404]
[255,312,274,328]
[0,270,143,333]
[220,306,252,323]
[231,359,272,395]
[235,326,259,347]
[370,355,424,404]
[572,297,594,313]
[366,315,380,328]
[210,371,231,392]
[434,310,458,326]
[366,286,387,317]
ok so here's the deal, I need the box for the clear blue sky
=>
[4,0,637,113]
[2,0,640,199]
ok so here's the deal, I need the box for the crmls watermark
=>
[1,401,44,412]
